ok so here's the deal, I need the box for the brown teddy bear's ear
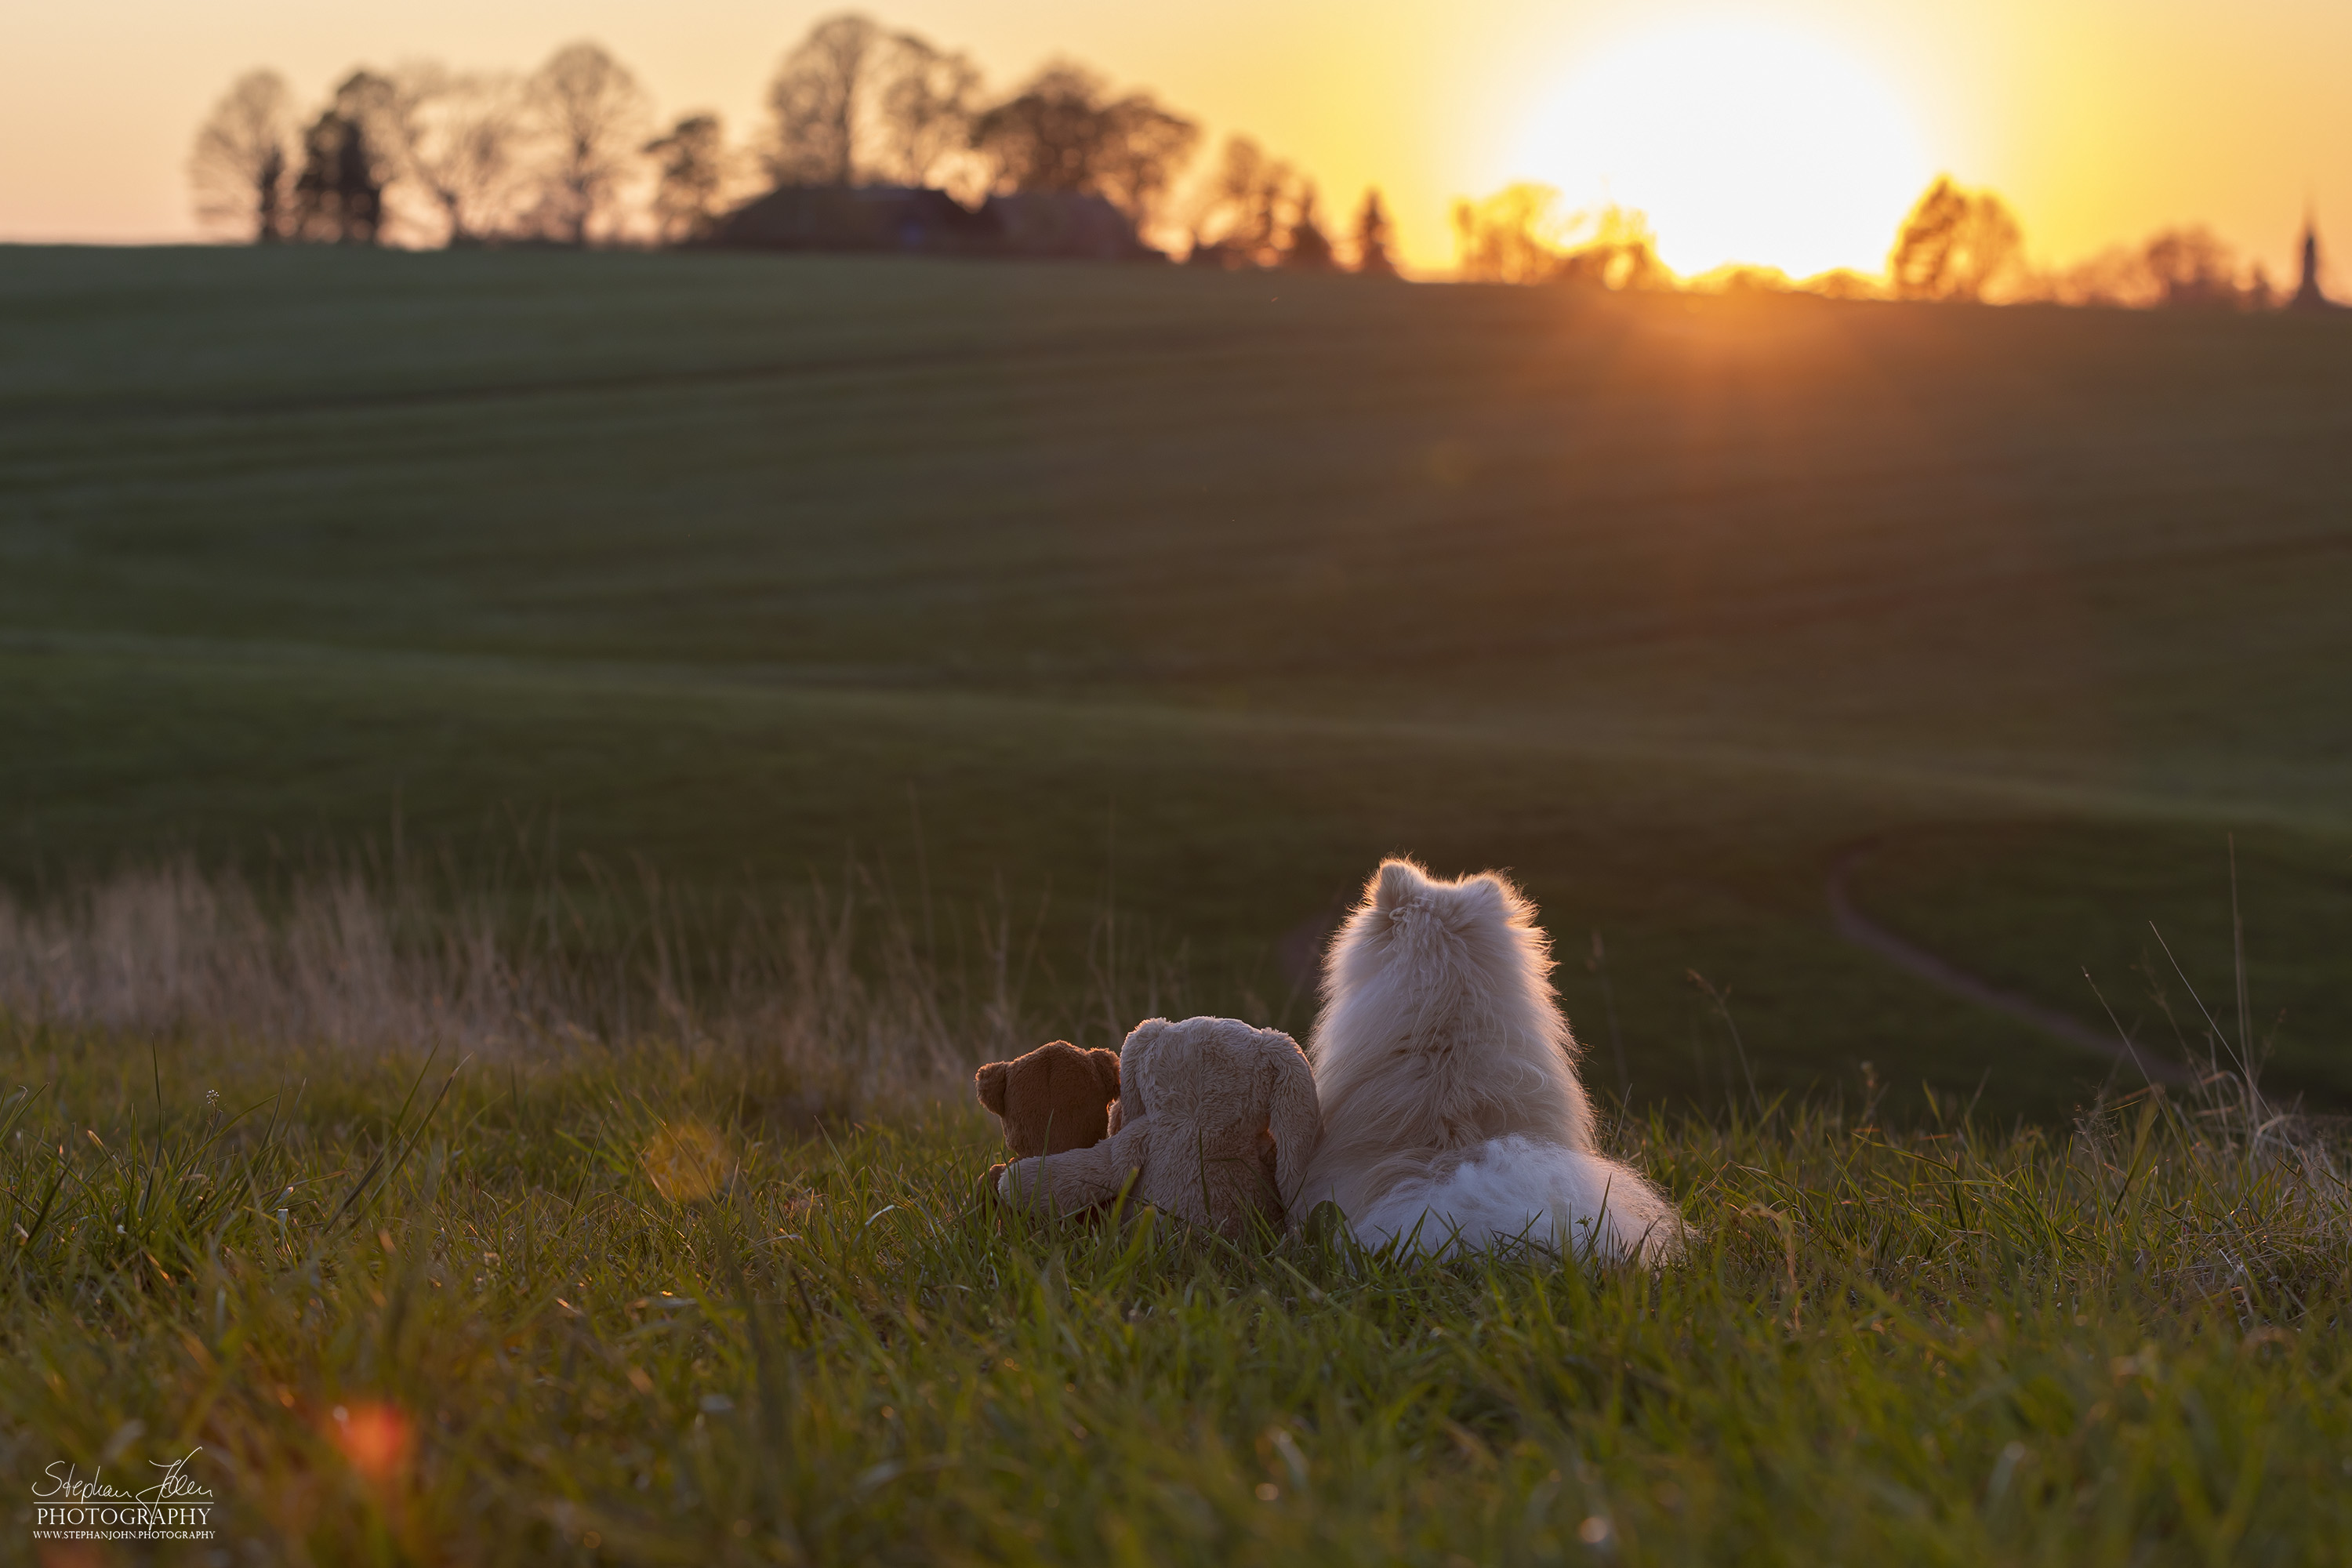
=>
[975,1061,1010,1116]
[1086,1047,1122,1105]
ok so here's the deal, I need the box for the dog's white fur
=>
[1297,858,1682,1263]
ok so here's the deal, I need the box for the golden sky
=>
[4,0,2347,283]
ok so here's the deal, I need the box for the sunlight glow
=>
[1512,19,1933,280]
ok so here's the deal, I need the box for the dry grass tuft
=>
[0,857,1046,1106]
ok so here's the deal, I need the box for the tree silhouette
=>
[1454,186,1666,289]
[1453,185,1572,283]
[763,15,982,194]
[1185,136,1338,268]
[2142,227,2253,308]
[2040,228,2276,310]
[385,65,527,246]
[1282,183,1335,270]
[289,73,396,244]
[1889,176,2022,302]
[874,37,983,192]
[1555,206,1669,292]
[1198,137,1287,263]
[1352,188,1397,275]
[190,70,297,242]
[766,13,889,186]
[972,64,1198,220]
[525,42,651,245]
[645,114,732,243]
[1804,270,1882,300]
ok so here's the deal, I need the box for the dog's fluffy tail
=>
[1348,1136,1683,1265]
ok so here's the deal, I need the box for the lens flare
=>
[329,1400,414,1484]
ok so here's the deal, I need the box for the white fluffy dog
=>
[1295,858,1682,1263]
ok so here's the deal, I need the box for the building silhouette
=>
[710,186,1161,262]
[2290,212,2335,310]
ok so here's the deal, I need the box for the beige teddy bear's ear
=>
[975,1061,1010,1116]
[1086,1047,1122,1105]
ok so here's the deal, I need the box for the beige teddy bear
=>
[996,1015,1322,1238]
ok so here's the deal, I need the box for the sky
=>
[4,0,2349,282]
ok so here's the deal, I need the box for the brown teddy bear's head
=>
[974,1040,1123,1157]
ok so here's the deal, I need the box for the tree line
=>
[189,12,1398,271]
[1450,174,2285,308]
[195,13,2274,302]
[1881,177,2281,308]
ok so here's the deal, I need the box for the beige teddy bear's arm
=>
[998,1117,1149,1217]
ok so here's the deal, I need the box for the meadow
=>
[5,243,2349,1114]
[1,244,2349,1561]
[1,1012,2345,1564]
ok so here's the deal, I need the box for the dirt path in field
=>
[1828,843,2191,1087]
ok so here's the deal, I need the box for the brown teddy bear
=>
[996,1016,1322,1239]
[974,1040,1125,1198]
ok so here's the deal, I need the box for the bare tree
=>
[382,64,528,246]
[2143,226,2261,308]
[1207,137,1269,234]
[1190,136,1299,264]
[190,70,296,242]
[525,42,652,245]
[2034,244,2153,308]
[2031,229,2270,310]
[1351,187,1397,275]
[975,64,1199,220]
[1453,184,1572,283]
[766,13,889,186]
[1553,206,1669,291]
[645,114,732,244]
[761,14,979,192]
[874,38,984,191]
[1889,176,2023,302]
[1454,186,1666,289]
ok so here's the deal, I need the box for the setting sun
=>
[1512,19,1933,280]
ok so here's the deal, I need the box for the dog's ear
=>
[1371,858,1428,913]
[1086,1047,1123,1104]
[974,1061,1010,1116]
[1461,871,1528,924]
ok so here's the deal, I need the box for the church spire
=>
[2291,206,2332,310]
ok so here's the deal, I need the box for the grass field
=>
[4,244,2351,1561]
[2,1022,2346,1564]
[6,244,2349,1116]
